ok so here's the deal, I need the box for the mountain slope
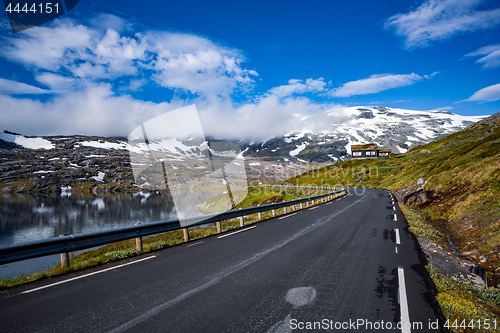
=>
[289,112,500,283]
[0,106,486,193]
[243,106,485,163]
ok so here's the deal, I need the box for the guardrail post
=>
[284,206,288,214]
[239,216,244,227]
[59,234,69,268]
[216,221,222,233]
[272,209,275,216]
[258,212,262,220]
[135,223,143,252]
[306,201,309,208]
[183,228,189,242]
[300,203,303,209]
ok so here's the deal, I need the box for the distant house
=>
[378,149,391,158]
[350,144,391,158]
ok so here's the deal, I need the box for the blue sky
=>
[0,0,499,139]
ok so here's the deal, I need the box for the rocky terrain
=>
[0,132,317,195]
[0,106,485,195]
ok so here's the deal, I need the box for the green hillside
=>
[289,113,500,283]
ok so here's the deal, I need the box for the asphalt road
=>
[0,188,446,332]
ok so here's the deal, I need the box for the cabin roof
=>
[378,149,391,153]
[351,143,378,150]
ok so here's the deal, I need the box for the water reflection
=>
[0,192,176,247]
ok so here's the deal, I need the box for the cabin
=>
[350,144,391,158]
[378,149,391,158]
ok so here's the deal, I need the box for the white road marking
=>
[187,241,203,247]
[217,226,257,238]
[398,267,411,333]
[21,256,156,294]
[395,247,398,254]
[394,214,398,221]
[309,206,319,210]
[278,213,298,219]
[395,229,401,244]
[326,202,332,205]
[393,206,396,210]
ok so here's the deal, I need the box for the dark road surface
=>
[0,188,446,332]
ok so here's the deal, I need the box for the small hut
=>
[350,144,391,158]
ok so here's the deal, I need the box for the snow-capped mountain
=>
[0,106,486,188]
[243,106,485,163]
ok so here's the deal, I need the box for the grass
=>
[427,265,500,332]
[0,187,345,290]
[398,203,445,242]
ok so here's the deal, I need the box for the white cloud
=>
[0,84,182,136]
[0,15,257,96]
[0,21,97,72]
[464,43,500,68]
[432,106,453,111]
[35,73,81,90]
[463,83,500,102]
[0,84,344,140]
[267,78,327,97]
[385,0,500,49]
[198,95,344,140]
[0,14,433,140]
[330,73,427,97]
[0,77,54,95]
[146,32,257,96]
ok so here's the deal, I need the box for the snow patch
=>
[91,172,105,182]
[289,142,309,156]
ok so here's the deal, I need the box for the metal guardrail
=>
[0,189,345,266]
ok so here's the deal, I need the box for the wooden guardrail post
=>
[135,223,143,252]
[59,234,69,268]
[258,212,262,220]
[239,216,244,227]
[272,209,275,216]
[216,221,222,233]
[300,203,303,209]
[183,228,189,242]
